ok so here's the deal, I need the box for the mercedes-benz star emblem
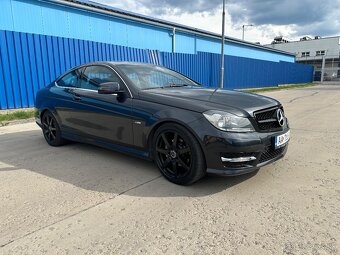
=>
[276,109,285,127]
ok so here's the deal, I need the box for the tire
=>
[41,111,67,147]
[153,123,206,185]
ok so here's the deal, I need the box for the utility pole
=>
[242,24,253,40]
[219,0,226,89]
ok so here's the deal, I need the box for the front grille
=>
[254,107,283,131]
[257,121,281,131]
[259,146,286,163]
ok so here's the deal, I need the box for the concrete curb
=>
[0,118,35,127]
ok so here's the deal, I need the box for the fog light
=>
[221,156,256,163]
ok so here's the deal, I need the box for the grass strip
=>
[0,110,36,122]
[242,83,317,93]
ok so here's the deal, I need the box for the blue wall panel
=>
[13,31,28,108]
[0,31,14,108]
[196,37,221,55]
[0,0,14,31]
[6,31,22,108]
[0,29,313,110]
[0,40,8,109]
[176,32,196,54]
[225,42,294,63]
[20,33,33,107]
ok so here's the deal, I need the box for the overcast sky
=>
[94,0,340,44]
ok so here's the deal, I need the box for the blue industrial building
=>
[0,0,313,110]
[1,0,295,62]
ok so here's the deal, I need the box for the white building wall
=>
[266,37,340,59]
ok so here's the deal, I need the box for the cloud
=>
[94,0,223,17]
[91,0,340,43]
[227,0,330,25]
[226,0,340,36]
[131,0,222,14]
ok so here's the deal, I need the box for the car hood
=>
[139,87,280,117]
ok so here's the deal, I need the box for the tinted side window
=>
[79,66,121,91]
[57,69,80,88]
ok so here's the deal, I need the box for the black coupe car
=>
[35,62,290,185]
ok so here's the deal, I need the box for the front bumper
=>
[35,116,42,128]
[189,117,290,176]
[34,108,43,128]
[207,145,288,176]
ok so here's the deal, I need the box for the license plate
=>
[274,130,290,148]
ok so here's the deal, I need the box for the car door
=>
[66,64,133,146]
[53,67,85,132]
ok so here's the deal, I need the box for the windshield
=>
[116,64,200,90]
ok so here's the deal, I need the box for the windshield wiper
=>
[142,86,164,90]
[166,83,190,88]
[142,84,192,90]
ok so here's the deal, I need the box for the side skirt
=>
[62,132,151,161]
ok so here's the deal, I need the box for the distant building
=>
[266,36,340,81]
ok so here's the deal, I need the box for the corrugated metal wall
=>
[161,52,314,88]
[0,30,313,110]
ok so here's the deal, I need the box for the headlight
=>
[203,110,254,132]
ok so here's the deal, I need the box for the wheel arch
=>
[147,119,207,162]
[40,108,49,119]
[40,107,61,123]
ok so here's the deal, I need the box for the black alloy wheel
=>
[153,123,206,185]
[41,111,66,146]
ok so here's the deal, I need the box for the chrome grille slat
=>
[254,106,283,131]
[258,118,277,123]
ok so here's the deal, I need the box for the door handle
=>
[73,94,82,101]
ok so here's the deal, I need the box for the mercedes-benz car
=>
[35,62,290,185]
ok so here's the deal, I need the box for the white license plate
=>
[275,130,290,148]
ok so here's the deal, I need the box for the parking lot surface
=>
[0,85,339,254]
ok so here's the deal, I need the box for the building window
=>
[316,50,325,56]
[301,52,310,57]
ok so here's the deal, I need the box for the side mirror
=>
[98,82,124,95]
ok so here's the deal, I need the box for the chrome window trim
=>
[55,63,133,98]
[54,82,97,93]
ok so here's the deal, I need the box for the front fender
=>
[144,108,205,159]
